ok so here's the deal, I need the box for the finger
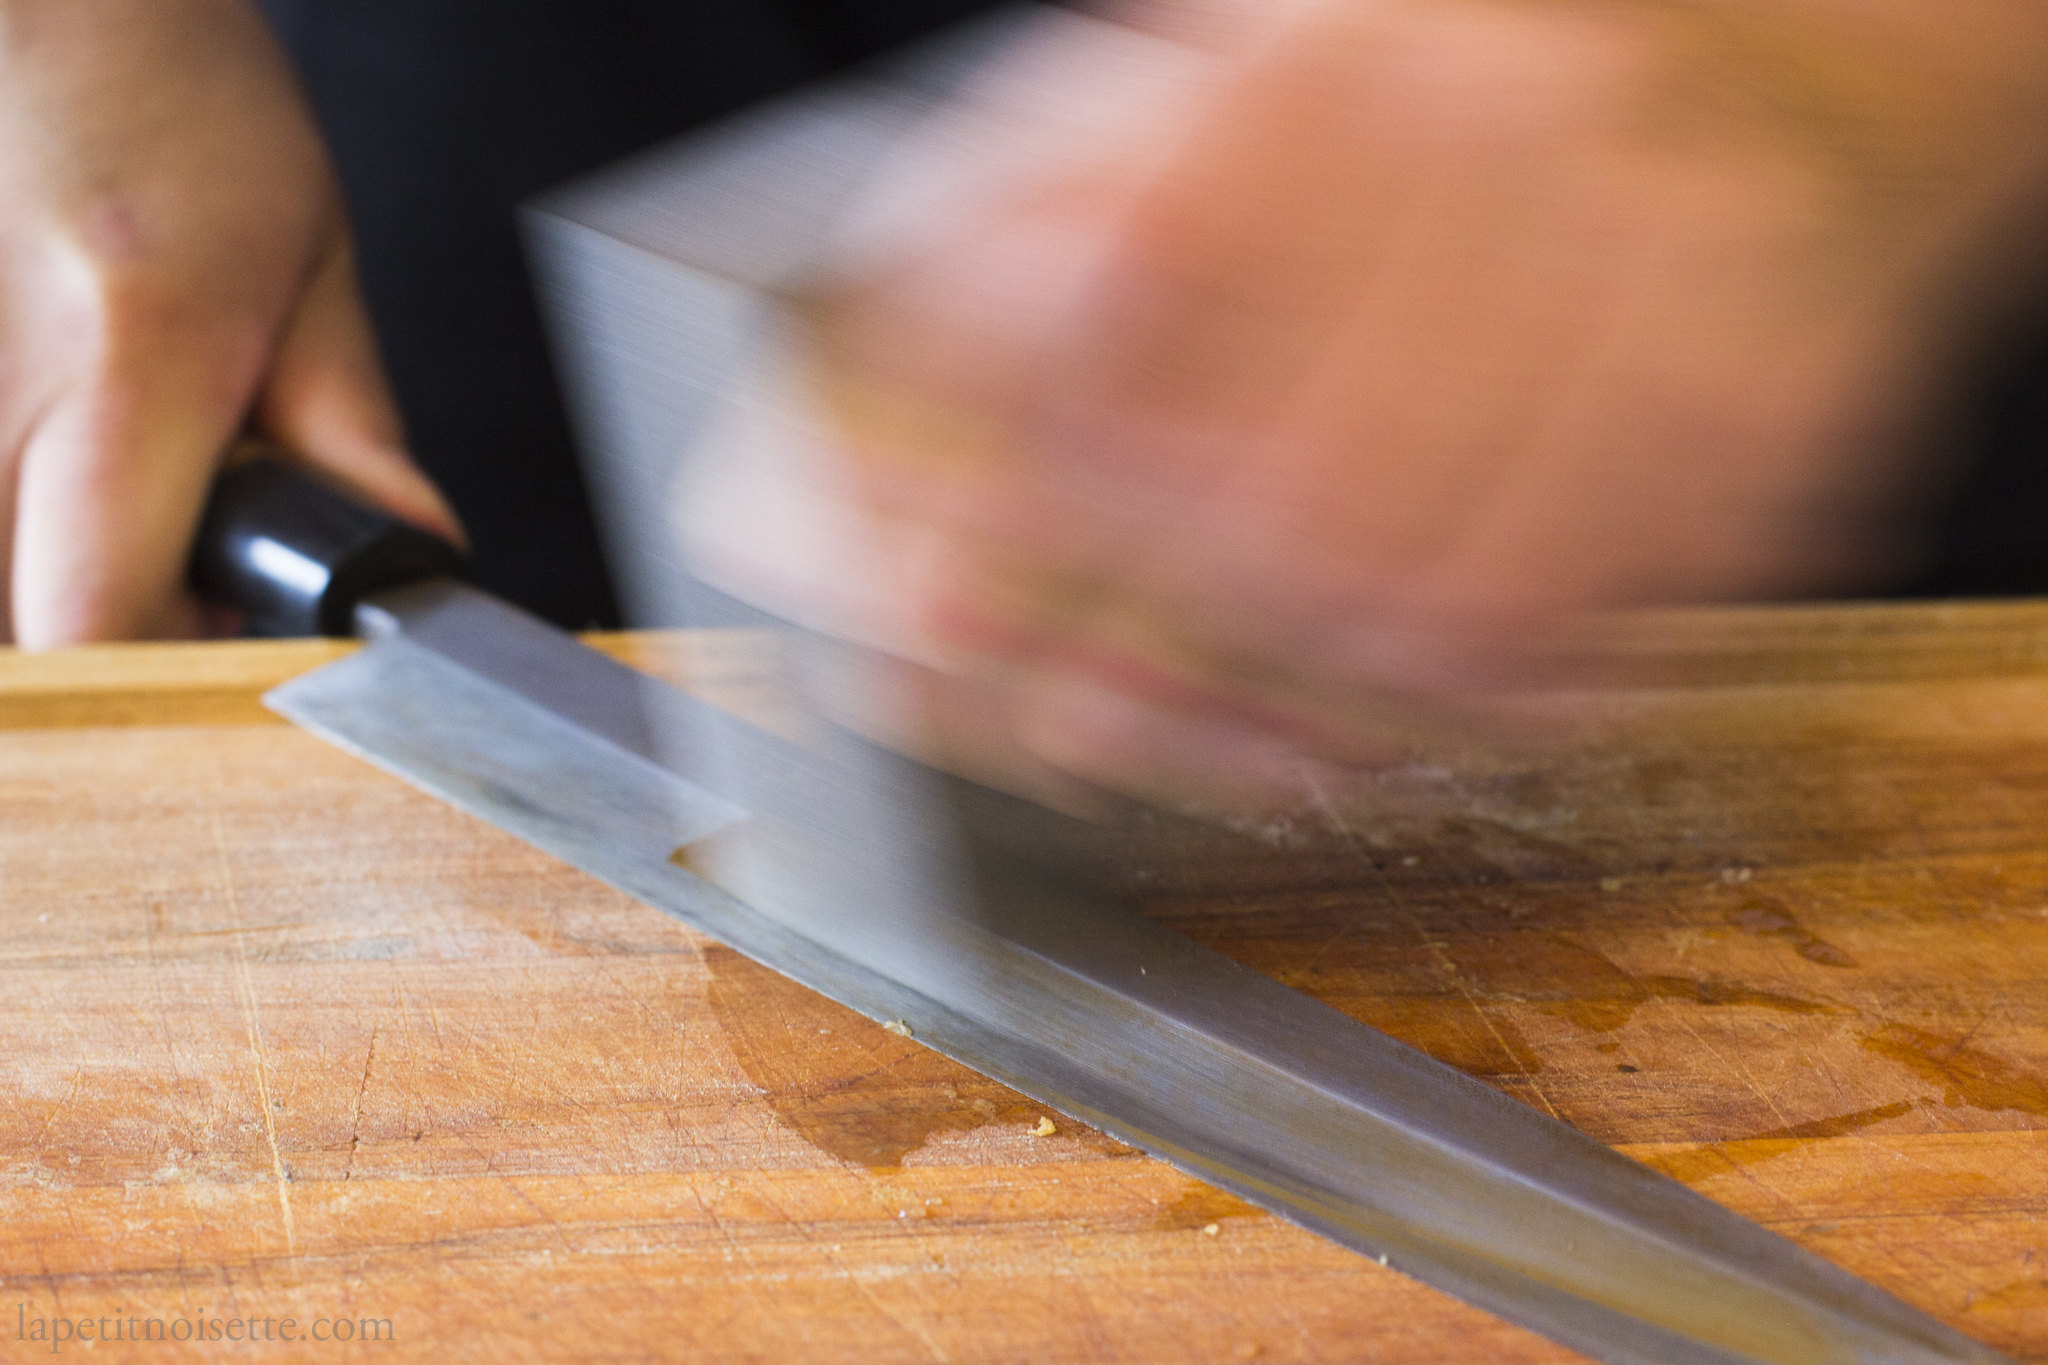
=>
[12,221,283,645]
[255,238,465,546]
[0,454,19,644]
[12,365,226,649]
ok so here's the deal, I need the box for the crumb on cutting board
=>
[881,1019,913,1037]
[1030,1116,1057,1137]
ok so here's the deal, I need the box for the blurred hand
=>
[0,0,459,648]
[693,0,2048,803]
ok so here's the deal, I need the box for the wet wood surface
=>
[1,603,2044,1362]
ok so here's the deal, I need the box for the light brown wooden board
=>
[1,604,2044,1362]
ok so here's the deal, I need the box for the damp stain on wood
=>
[1962,1276,2048,1319]
[1442,931,1835,1034]
[1640,1101,1917,1185]
[1861,1025,2048,1118]
[1149,1183,1263,1233]
[1727,899,1857,968]
[700,945,1136,1169]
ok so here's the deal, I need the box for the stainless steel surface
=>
[264,580,2010,1365]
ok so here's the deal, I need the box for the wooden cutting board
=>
[1,604,2044,1363]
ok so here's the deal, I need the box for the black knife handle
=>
[188,455,467,638]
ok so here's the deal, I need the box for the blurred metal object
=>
[511,12,2008,1362]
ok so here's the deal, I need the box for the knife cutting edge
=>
[189,454,2011,1365]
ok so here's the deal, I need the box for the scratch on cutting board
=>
[764,1167,958,1364]
[1303,777,1566,1120]
[34,1067,83,1148]
[343,1027,378,1183]
[211,812,296,1255]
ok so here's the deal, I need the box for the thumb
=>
[254,237,465,546]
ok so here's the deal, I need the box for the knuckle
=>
[43,234,273,409]
[44,212,227,343]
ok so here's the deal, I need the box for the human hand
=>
[0,0,459,648]
[688,1,2048,804]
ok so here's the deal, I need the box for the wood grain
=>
[1,602,2045,1362]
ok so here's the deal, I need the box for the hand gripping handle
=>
[187,454,467,637]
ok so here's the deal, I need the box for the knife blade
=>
[189,454,2008,1365]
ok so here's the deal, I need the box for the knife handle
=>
[188,454,467,638]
